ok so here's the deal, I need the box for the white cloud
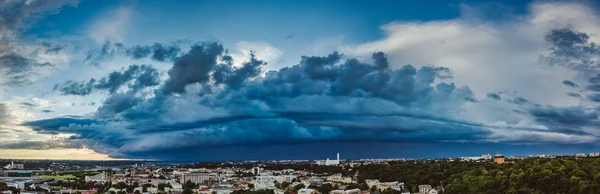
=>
[229,41,283,69]
[87,7,132,44]
[339,2,598,108]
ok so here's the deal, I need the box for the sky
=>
[2,0,600,161]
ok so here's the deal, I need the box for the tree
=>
[293,184,306,192]
[184,180,198,190]
[134,190,141,194]
[158,183,171,191]
[319,183,334,194]
[182,188,194,194]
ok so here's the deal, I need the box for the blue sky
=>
[2,0,600,161]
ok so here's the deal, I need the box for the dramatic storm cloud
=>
[6,0,600,160]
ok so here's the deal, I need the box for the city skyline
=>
[2,0,600,160]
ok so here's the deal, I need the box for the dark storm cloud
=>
[563,80,579,88]
[587,93,600,102]
[33,41,492,159]
[0,52,54,87]
[510,97,528,105]
[543,28,598,72]
[85,40,185,66]
[20,102,36,107]
[567,92,582,98]
[542,28,600,104]
[127,43,182,62]
[31,38,600,159]
[54,64,160,95]
[213,53,266,88]
[161,42,224,94]
[529,106,599,134]
[0,0,77,87]
[95,92,141,119]
[23,117,103,135]
[487,92,501,100]
[53,79,96,96]
[0,140,70,150]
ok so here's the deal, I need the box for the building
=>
[274,189,286,194]
[591,153,600,157]
[254,175,277,189]
[213,188,235,194]
[252,167,261,175]
[377,182,403,191]
[460,156,482,161]
[182,173,211,184]
[330,189,361,194]
[418,185,432,194]
[85,172,106,182]
[482,154,492,160]
[428,189,438,194]
[3,162,24,170]
[576,153,587,157]
[365,179,379,189]
[275,175,296,183]
[316,153,340,166]
[298,188,318,194]
[493,154,505,164]
[327,174,353,184]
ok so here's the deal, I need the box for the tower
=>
[337,152,340,162]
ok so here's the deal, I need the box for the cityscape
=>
[2,151,600,193]
[3,0,600,193]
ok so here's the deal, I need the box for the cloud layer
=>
[5,1,600,160]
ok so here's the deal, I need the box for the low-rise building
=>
[330,189,361,194]
[85,172,106,182]
[418,185,432,194]
[182,172,211,184]
[298,188,318,194]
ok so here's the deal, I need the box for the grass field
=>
[37,175,76,179]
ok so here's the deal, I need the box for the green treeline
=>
[357,157,600,194]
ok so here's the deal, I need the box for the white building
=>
[316,153,340,166]
[252,167,261,175]
[254,175,277,189]
[482,154,492,160]
[330,189,361,194]
[182,173,211,184]
[213,188,235,194]
[298,188,317,194]
[85,172,106,182]
[377,181,404,191]
[275,175,296,183]
[3,162,24,170]
[418,185,432,194]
